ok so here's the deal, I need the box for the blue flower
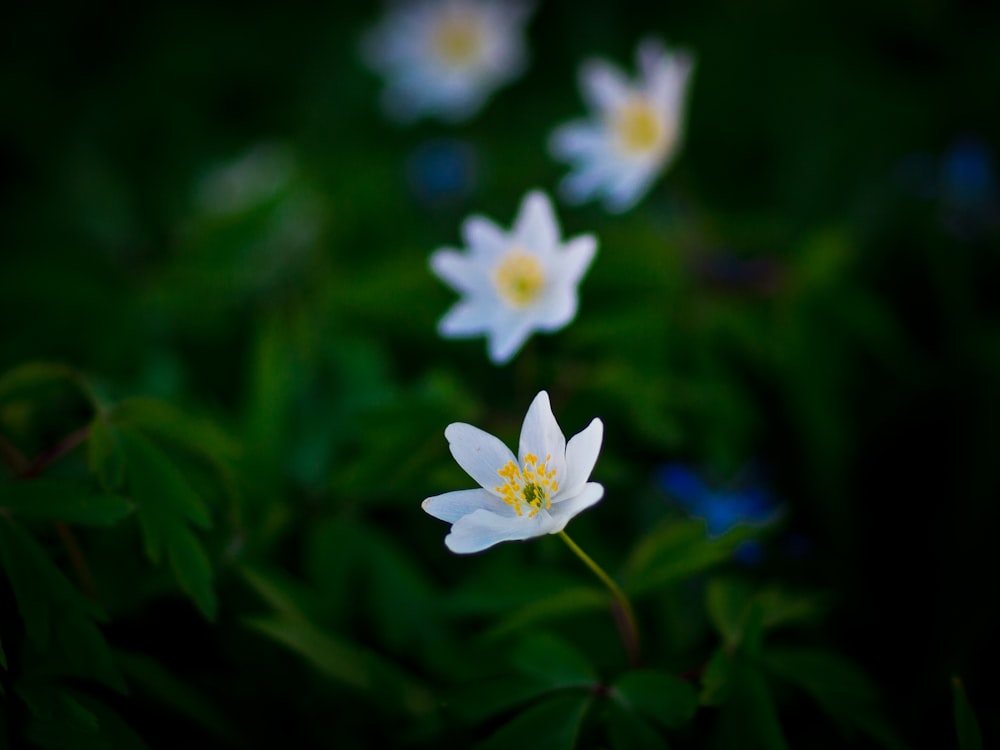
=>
[656,463,779,538]
[895,135,998,240]
[407,139,478,207]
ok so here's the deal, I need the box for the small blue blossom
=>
[406,139,478,207]
[657,463,780,538]
[895,135,998,240]
[941,137,997,212]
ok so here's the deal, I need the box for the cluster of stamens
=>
[495,453,559,517]
[492,249,546,309]
[612,96,668,155]
[432,11,483,68]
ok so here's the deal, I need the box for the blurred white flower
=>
[362,0,533,124]
[195,143,297,216]
[430,190,597,364]
[549,39,694,213]
[423,390,604,554]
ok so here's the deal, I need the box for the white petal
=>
[547,482,604,532]
[558,234,597,285]
[636,38,667,84]
[439,300,493,337]
[518,391,567,481]
[430,248,487,295]
[602,163,660,214]
[649,49,694,114]
[422,488,513,523]
[580,59,631,112]
[512,191,560,252]
[445,508,553,554]
[533,286,577,332]
[549,121,604,160]
[558,157,620,205]
[559,419,603,499]
[486,314,535,364]
[462,215,510,260]
[445,422,517,493]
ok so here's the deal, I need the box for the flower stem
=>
[558,530,640,667]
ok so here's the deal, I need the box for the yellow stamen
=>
[432,11,482,68]
[493,250,546,309]
[612,97,668,155]
[494,453,558,518]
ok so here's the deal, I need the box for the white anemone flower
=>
[430,190,597,364]
[549,39,694,213]
[361,0,533,124]
[423,391,604,554]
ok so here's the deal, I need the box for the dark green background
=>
[1,1,997,747]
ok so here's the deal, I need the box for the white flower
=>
[430,190,597,364]
[422,391,604,554]
[549,39,694,213]
[361,0,533,124]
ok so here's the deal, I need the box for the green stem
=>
[559,530,640,667]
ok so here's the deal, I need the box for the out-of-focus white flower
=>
[195,144,297,216]
[423,391,604,554]
[362,0,533,124]
[430,190,597,364]
[549,39,694,213]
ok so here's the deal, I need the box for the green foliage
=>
[1,1,992,746]
[0,516,123,693]
[240,565,435,717]
[474,692,593,750]
[118,428,217,618]
[625,520,765,597]
[0,481,132,526]
[951,678,983,750]
[612,670,699,730]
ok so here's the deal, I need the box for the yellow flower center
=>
[493,250,546,309]
[612,97,668,155]
[431,12,482,68]
[495,453,559,517]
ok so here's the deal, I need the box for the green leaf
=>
[484,586,610,641]
[239,565,314,623]
[15,681,98,731]
[0,363,82,405]
[0,515,53,647]
[72,695,152,750]
[111,398,240,464]
[700,647,734,706]
[0,480,133,526]
[24,719,108,750]
[706,577,754,649]
[0,508,123,693]
[245,615,433,717]
[87,417,124,492]
[445,676,559,725]
[244,616,369,691]
[710,658,788,750]
[754,586,832,631]
[762,647,877,713]
[115,651,231,740]
[763,647,903,749]
[612,670,699,729]
[166,526,217,620]
[120,428,211,532]
[625,520,762,597]
[722,666,788,750]
[54,609,127,694]
[510,633,598,689]
[604,700,670,750]
[952,677,983,750]
[475,692,592,750]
